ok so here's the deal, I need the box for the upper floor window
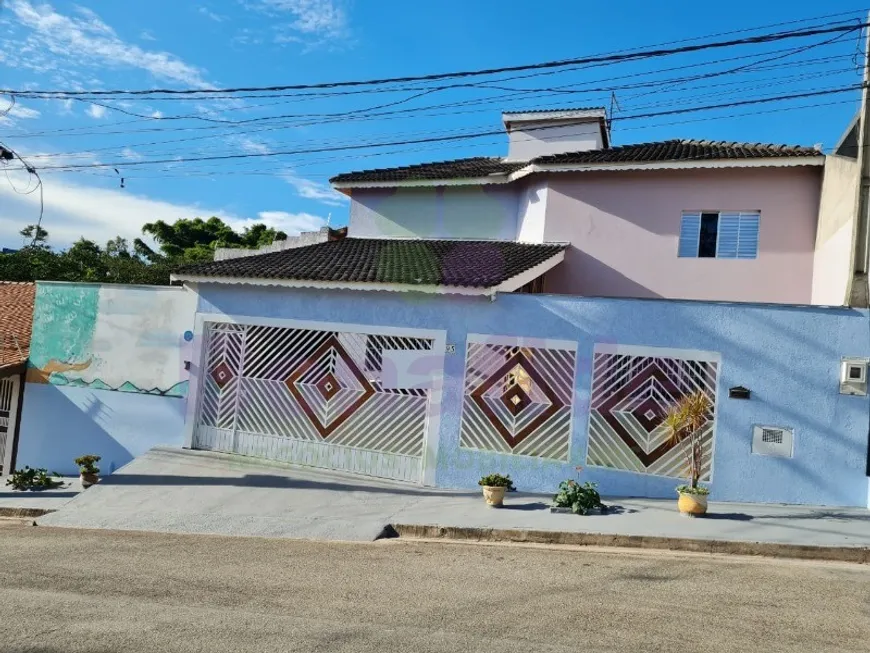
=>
[678,211,760,259]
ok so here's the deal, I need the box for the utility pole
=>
[849,11,870,306]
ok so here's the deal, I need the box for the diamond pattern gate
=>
[192,321,439,483]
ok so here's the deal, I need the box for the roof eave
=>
[331,174,514,190]
[521,155,826,176]
[330,156,825,189]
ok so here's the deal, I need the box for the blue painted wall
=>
[16,384,187,475]
[196,285,870,507]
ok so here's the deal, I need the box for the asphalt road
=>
[1,526,868,653]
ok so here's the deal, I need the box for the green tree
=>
[19,224,49,250]
[0,216,287,285]
[141,216,286,261]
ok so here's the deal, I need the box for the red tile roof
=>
[0,282,35,372]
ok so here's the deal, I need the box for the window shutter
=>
[716,213,740,259]
[737,213,760,259]
[678,213,701,257]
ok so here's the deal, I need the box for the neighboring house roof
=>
[0,282,35,374]
[172,238,567,296]
[330,139,824,188]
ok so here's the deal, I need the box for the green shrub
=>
[478,473,513,488]
[552,480,604,515]
[74,454,101,475]
[676,484,710,496]
[6,467,61,491]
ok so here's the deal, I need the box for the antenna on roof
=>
[607,92,620,142]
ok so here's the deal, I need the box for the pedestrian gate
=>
[0,376,21,475]
[192,321,440,483]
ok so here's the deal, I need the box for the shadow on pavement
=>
[701,512,755,522]
[0,491,79,499]
[99,472,482,498]
[501,501,550,511]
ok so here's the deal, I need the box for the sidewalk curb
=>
[0,507,55,519]
[391,524,870,564]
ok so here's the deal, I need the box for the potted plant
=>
[552,473,606,515]
[75,454,101,488]
[478,473,513,507]
[663,391,712,516]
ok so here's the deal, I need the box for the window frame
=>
[678,210,760,260]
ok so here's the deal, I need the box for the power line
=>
[22,65,854,165]
[6,45,857,145]
[34,85,861,172]
[0,141,46,245]
[4,21,869,98]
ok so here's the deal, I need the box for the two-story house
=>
[169,108,870,507]
[329,107,857,306]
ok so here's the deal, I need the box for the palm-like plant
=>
[662,391,711,491]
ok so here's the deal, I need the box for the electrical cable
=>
[32,84,862,172]
[4,21,869,98]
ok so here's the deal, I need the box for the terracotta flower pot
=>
[80,472,99,488]
[482,486,506,507]
[677,491,708,517]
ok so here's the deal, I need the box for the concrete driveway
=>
[37,447,478,540]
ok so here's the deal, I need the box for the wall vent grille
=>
[752,425,793,458]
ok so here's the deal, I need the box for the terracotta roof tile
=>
[0,282,35,371]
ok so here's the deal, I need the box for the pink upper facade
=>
[332,110,840,305]
[542,167,823,303]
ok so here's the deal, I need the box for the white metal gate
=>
[0,376,21,475]
[192,321,440,483]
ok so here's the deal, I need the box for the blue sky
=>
[0,0,865,249]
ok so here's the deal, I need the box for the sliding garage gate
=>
[191,321,442,483]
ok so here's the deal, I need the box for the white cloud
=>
[0,175,248,248]
[282,173,347,206]
[256,211,326,235]
[86,103,107,119]
[249,0,350,46]
[2,1,210,87]
[198,6,226,22]
[228,136,347,207]
[139,30,156,41]
[0,103,41,124]
[236,137,272,155]
[7,104,41,119]
[120,148,143,161]
[267,0,347,34]
[150,110,164,119]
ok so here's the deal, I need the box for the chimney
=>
[502,108,609,161]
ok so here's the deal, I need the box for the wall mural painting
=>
[586,345,720,481]
[27,283,196,397]
[459,335,577,461]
